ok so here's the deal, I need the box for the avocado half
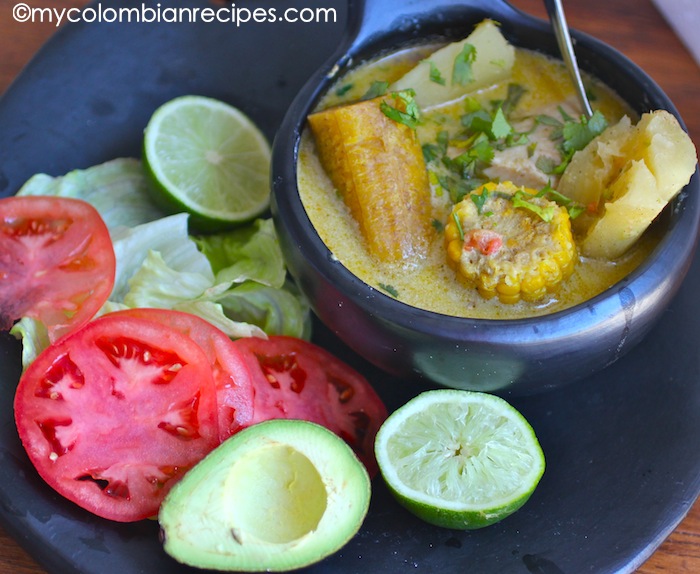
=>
[158,419,371,571]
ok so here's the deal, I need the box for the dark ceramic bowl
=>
[271,0,700,395]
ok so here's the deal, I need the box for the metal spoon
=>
[544,0,594,119]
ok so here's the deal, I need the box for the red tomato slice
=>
[232,336,388,476]
[107,308,255,441]
[14,314,219,522]
[0,196,115,341]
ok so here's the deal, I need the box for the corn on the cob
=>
[307,95,432,263]
[445,182,577,304]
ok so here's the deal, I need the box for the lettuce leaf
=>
[109,213,213,302]
[216,280,311,339]
[192,219,286,288]
[10,317,49,370]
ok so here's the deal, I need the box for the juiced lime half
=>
[159,419,371,572]
[375,389,545,530]
[143,95,271,231]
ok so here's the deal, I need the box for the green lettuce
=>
[108,213,213,302]
[192,219,286,288]
[10,317,50,370]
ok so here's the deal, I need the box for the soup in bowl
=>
[271,0,699,395]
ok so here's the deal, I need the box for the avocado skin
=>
[158,419,371,572]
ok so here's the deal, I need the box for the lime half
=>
[143,95,271,231]
[374,389,545,530]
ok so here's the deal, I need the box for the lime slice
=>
[143,95,271,231]
[374,389,545,529]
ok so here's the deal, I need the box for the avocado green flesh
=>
[224,444,327,544]
[158,419,371,572]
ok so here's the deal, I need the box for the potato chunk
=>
[307,96,432,264]
[445,182,576,304]
[558,110,697,259]
[390,20,515,109]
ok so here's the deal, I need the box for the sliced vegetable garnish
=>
[0,196,115,342]
[106,308,255,441]
[14,314,220,522]
[232,336,388,476]
[375,389,545,530]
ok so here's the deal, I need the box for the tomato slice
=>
[231,336,388,476]
[0,196,115,341]
[14,314,219,522]
[107,308,255,441]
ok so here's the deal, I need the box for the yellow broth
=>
[297,46,657,319]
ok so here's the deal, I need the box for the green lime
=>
[374,389,545,530]
[143,95,271,231]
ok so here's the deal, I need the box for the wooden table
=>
[0,0,699,572]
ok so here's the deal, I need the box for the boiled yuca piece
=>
[558,110,697,259]
[390,20,515,109]
[307,96,432,263]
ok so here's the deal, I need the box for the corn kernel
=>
[444,181,577,305]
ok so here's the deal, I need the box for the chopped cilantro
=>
[362,80,389,100]
[536,183,586,219]
[438,173,481,203]
[452,43,477,86]
[502,83,526,115]
[540,109,609,174]
[379,89,421,129]
[536,114,564,128]
[422,130,449,162]
[512,190,556,222]
[378,283,399,298]
[461,108,493,133]
[432,218,445,232]
[562,110,608,153]
[490,107,512,140]
[429,62,446,85]
[470,188,490,215]
[423,143,442,163]
[452,211,465,241]
[535,155,558,174]
[335,83,353,97]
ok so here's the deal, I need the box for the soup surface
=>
[297,44,658,319]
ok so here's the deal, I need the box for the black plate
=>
[1,1,699,572]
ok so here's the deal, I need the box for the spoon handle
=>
[544,0,594,119]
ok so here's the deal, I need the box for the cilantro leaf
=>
[537,183,586,219]
[502,83,527,115]
[512,190,556,222]
[452,211,465,241]
[552,109,609,172]
[335,83,353,97]
[429,62,446,85]
[470,188,490,215]
[437,174,481,203]
[452,43,477,86]
[362,80,389,100]
[490,107,512,140]
[378,283,399,298]
[379,89,421,129]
